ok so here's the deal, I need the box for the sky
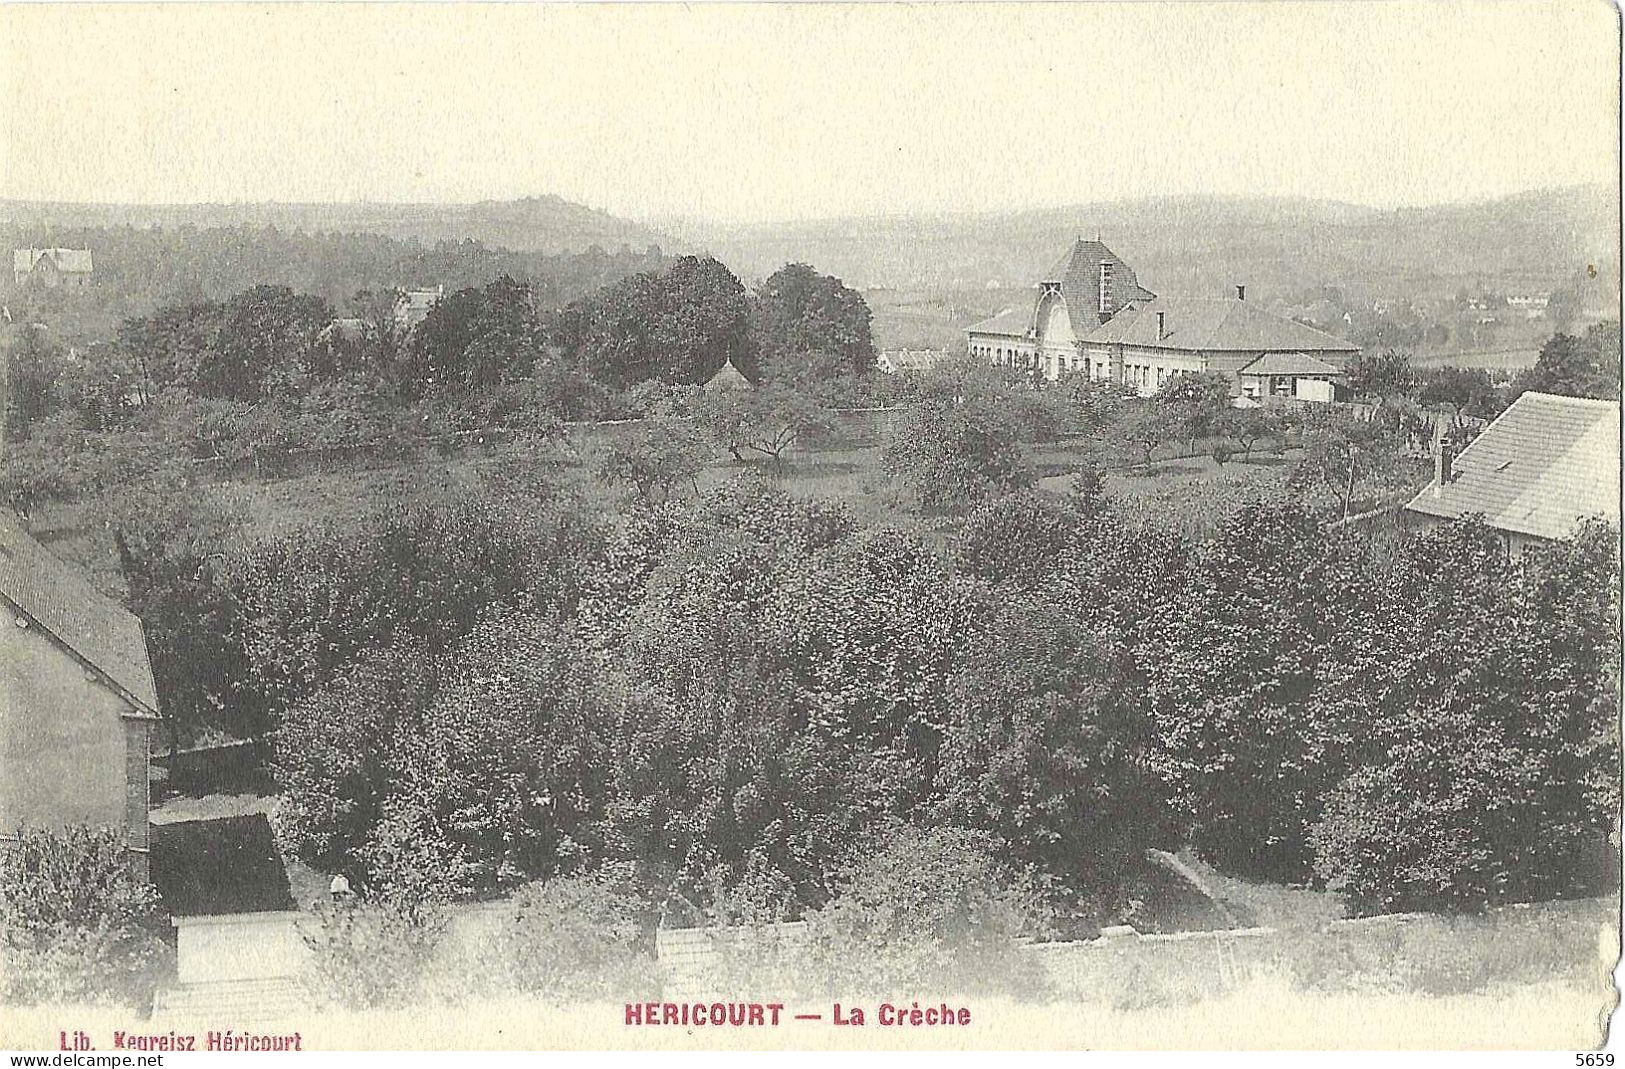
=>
[1,1,1619,223]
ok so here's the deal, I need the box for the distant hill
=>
[663,185,1619,304]
[0,195,674,256]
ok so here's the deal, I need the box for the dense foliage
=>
[0,827,171,1008]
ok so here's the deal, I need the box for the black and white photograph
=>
[0,0,1620,1053]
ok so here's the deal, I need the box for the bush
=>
[0,826,171,1008]
[802,825,1052,998]
[299,896,447,1010]
[493,876,656,1002]
[955,489,1088,588]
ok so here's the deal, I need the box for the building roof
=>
[317,317,367,345]
[1404,391,1621,541]
[151,815,295,917]
[13,248,93,274]
[394,287,443,315]
[703,357,754,390]
[0,516,160,717]
[877,348,948,373]
[1045,238,1157,309]
[1081,296,1361,353]
[966,306,1033,338]
[1238,351,1344,377]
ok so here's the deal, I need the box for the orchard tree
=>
[1290,417,1414,519]
[1156,371,1234,455]
[1218,407,1277,463]
[1416,366,1503,416]
[596,415,710,504]
[882,394,1031,512]
[1346,348,1417,404]
[1114,404,1178,466]
[693,384,834,464]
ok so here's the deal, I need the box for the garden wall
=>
[646,901,1612,1000]
[173,911,307,985]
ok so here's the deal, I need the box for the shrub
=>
[955,489,1087,588]
[0,826,171,1008]
[802,825,1052,998]
[299,896,447,1010]
[493,876,656,1002]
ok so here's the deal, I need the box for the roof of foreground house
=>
[0,516,160,716]
[1404,391,1621,540]
[1081,297,1361,353]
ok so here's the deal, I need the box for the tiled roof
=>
[1080,297,1360,353]
[1045,238,1156,309]
[1404,392,1621,541]
[703,358,754,390]
[13,248,93,274]
[966,306,1033,337]
[1239,351,1344,377]
[878,349,947,372]
[0,516,159,717]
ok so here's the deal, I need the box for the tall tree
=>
[1345,348,1417,404]
[751,263,876,385]
[550,256,753,389]
[2,324,63,442]
[1514,321,1622,401]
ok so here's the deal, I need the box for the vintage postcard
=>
[0,0,1620,1055]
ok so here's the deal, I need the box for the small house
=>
[0,517,159,878]
[13,248,94,288]
[1403,391,1621,558]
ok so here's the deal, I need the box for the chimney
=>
[1236,284,1247,301]
[1434,439,1459,491]
[1156,310,1167,340]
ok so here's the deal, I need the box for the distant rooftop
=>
[966,306,1032,338]
[1082,296,1360,353]
[13,247,93,274]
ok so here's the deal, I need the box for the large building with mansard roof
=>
[966,237,1361,401]
[965,238,1155,381]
